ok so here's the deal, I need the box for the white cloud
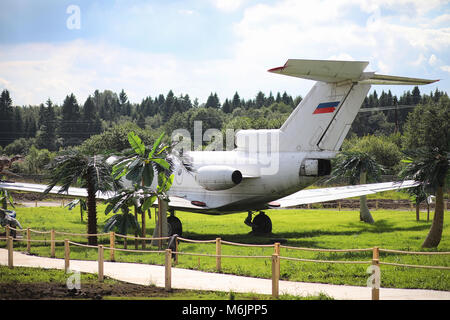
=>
[429,54,438,66]
[211,0,246,12]
[1,0,448,106]
[230,0,449,92]
[0,40,191,105]
[441,65,450,73]
[412,53,427,66]
[178,9,195,15]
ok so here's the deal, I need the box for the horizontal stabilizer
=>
[359,73,439,85]
[268,59,438,85]
[268,59,368,83]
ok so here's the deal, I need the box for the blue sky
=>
[0,0,449,106]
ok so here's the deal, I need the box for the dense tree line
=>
[351,87,447,136]
[0,86,447,156]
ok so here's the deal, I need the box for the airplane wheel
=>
[252,212,272,234]
[167,215,183,236]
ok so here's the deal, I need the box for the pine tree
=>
[412,86,421,105]
[163,90,175,122]
[232,92,241,111]
[255,91,265,109]
[82,96,102,139]
[36,99,57,150]
[0,89,14,147]
[59,93,81,147]
[222,98,231,113]
[13,107,23,141]
[119,89,131,116]
[275,92,281,103]
[205,92,220,109]
[266,91,275,107]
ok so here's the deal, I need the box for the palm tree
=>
[103,206,140,249]
[400,147,449,248]
[328,150,384,223]
[112,131,173,245]
[104,184,156,248]
[405,185,428,221]
[0,188,14,210]
[45,151,114,245]
[65,198,87,222]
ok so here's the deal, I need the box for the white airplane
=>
[0,59,437,235]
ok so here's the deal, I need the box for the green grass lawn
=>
[2,205,449,291]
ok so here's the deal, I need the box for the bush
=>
[79,122,160,155]
[4,138,36,156]
[10,146,56,174]
[342,135,403,173]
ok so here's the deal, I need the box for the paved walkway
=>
[1,248,449,300]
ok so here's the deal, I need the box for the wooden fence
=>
[1,225,450,300]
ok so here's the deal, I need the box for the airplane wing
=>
[274,180,419,208]
[1,180,418,211]
[0,181,207,211]
[0,181,115,200]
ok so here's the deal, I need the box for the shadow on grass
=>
[177,218,432,250]
[343,219,431,234]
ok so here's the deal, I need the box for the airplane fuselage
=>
[167,149,337,213]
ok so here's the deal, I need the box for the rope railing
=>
[221,240,274,247]
[280,256,372,264]
[114,233,170,241]
[281,244,372,252]
[1,224,449,300]
[177,236,216,243]
[379,261,450,270]
[379,248,450,255]
[57,231,109,237]
[174,251,272,259]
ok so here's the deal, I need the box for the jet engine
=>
[195,165,243,191]
[300,159,331,177]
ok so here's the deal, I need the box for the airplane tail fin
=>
[268,59,438,152]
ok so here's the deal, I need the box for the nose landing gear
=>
[244,211,272,234]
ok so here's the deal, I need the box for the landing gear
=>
[244,211,272,234]
[167,210,183,236]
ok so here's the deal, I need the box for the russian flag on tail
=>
[313,101,340,114]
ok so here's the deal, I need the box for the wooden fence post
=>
[26,228,31,253]
[109,232,115,261]
[5,225,10,239]
[372,247,380,300]
[272,253,280,299]
[98,245,104,282]
[165,249,172,291]
[7,236,13,269]
[64,239,70,272]
[274,242,280,255]
[216,238,221,272]
[50,229,55,258]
